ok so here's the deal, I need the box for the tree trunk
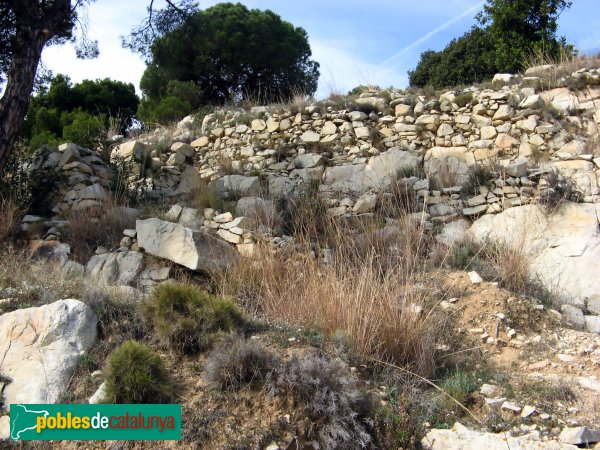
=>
[0,26,47,175]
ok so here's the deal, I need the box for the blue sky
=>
[42,0,600,98]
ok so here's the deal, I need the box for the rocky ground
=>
[1,62,600,449]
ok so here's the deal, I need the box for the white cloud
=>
[41,0,147,93]
[311,39,408,98]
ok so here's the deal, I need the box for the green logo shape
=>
[10,404,181,441]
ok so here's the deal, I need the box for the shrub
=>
[141,282,245,353]
[62,110,107,151]
[270,353,373,450]
[539,169,583,212]
[221,238,447,377]
[104,340,176,404]
[448,238,485,270]
[275,180,331,245]
[204,336,278,391]
[461,164,495,197]
[138,96,193,125]
[454,92,473,107]
[28,130,60,150]
[0,196,23,243]
[439,370,480,406]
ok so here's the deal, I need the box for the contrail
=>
[381,1,484,70]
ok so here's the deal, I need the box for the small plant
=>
[461,165,495,197]
[448,238,485,270]
[439,370,480,406]
[104,340,176,404]
[270,353,373,450]
[275,180,332,245]
[454,92,473,107]
[187,182,236,214]
[141,282,245,353]
[63,198,137,263]
[204,336,278,391]
[373,385,420,449]
[540,169,583,212]
[0,196,23,243]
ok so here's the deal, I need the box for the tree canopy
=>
[138,2,320,122]
[21,74,139,150]
[0,0,100,174]
[409,0,574,88]
[0,0,191,176]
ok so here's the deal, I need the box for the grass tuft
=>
[204,336,278,391]
[141,282,245,354]
[104,340,176,404]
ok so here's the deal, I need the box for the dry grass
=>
[0,196,23,243]
[221,202,451,377]
[428,158,459,190]
[524,48,600,90]
[63,198,137,263]
[0,248,86,312]
[487,239,533,294]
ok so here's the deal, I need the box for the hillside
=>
[1,62,600,449]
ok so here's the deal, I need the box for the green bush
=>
[62,110,107,151]
[141,283,245,353]
[28,130,60,150]
[104,340,176,404]
[21,74,139,150]
[138,96,193,125]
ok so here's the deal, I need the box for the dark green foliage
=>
[141,283,245,353]
[104,340,176,404]
[409,0,574,88]
[477,0,574,73]
[0,146,67,215]
[62,110,107,151]
[22,74,139,150]
[137,96,193,125]
[204,336,278,391]
[270,353,373,449]
[409,28,497,88]
[140,2,320,110]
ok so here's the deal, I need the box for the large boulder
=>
[322,148,420,194]
[424,146,471,185]
[208,175,260,198]
[236,197,280,226]
[136,218,239,273]
[0,299,97,410]
[86,251,144,286]
[113,140,149,162]
[423,422,578,449]
[469,203,600,306]
[174,165,203,195]
[540,87,580,113]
